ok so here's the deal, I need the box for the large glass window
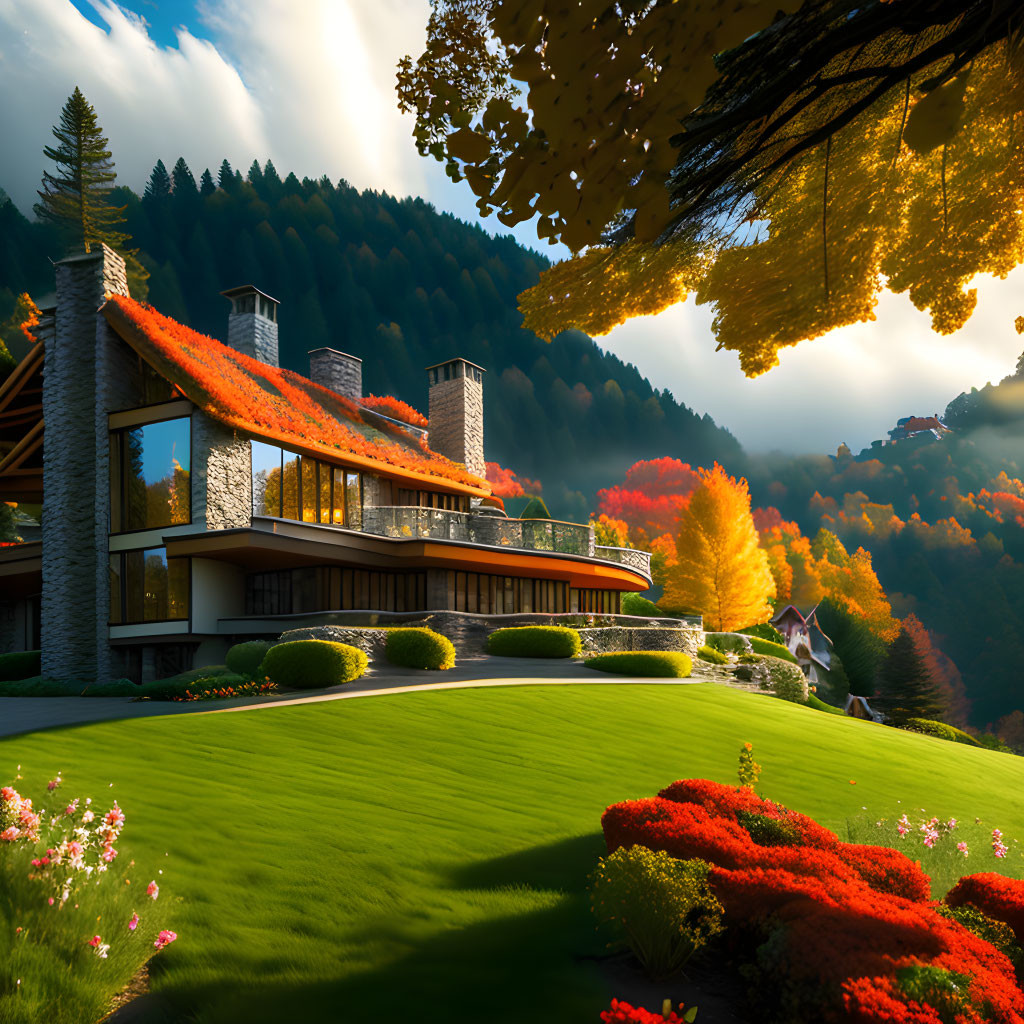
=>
[245,567,427,615]
[251,441,360,528]
[110,417,191,533]
[109,547,189,624]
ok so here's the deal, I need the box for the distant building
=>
[886,414,952,444]
[771,605,833,688]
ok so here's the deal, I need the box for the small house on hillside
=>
[845,695,884,722]
[771,604,833,687]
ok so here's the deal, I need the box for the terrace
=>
[361,505,653,582]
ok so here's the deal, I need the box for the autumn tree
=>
[35,88,147,296]
[0,293,39,380]
[661,464,775,632]
[400,2,1023,374]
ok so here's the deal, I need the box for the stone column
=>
[42,245,129,683]
[191,411,252,529]
[427,359,485,478]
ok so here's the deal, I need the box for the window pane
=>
[143,548,170,621]
[319,464,331,524]
[118,418,191,531]
[301,458,317,522]
[109,433,122,533]
[333,467,346,525]
[167,558,189,620]
[252,441,282,517]
[109,554,122,623]
[125,550,145,622]
[346,472,361,529]
[282,452,300,520]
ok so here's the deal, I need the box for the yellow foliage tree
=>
[662,464,775,632]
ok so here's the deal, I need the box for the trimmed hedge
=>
[903,718,982,747]
[697,645,729,665]
[747,636,798,664]
[740,623,786,646]
[259,640,367,689]
[621,593,665,617]
[584,651,693,678]
[385,628,456,671]
[226,641,275,678]
[706,633,752,655]
[486,626,582,658]
[0,650,41,682]
[806,693,846,716]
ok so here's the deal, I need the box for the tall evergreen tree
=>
[874,627,947,726]
[143,160,172,204]
[199,168,216,197]
[218,159,234,190]
[171,158,198,198]
[35,87,129,254]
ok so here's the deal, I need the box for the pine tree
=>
[874,626,947,726]
[661,463,775,631]
[171,158,198,198]
[218,159,234,191]
[199,168,216,197]
[143,160,172,204]
[35,87,129,254]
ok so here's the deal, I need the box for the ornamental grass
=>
[602,777,1024,1022]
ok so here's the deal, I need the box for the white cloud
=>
[599,266,1024,455]
[0,0,267,211]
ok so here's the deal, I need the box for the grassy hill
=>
[3,683,1022,1023]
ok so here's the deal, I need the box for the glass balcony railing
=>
[360,506,652,577]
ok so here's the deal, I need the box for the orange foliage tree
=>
[662,464,775,632]
[753,508,826,609]
[485,461,542,498]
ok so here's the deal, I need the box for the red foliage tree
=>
[597,458,701,537]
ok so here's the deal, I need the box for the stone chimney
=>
[308,348,362,402]
[221,285,279,366]
[42,244,130,683]
[426,357,485,477]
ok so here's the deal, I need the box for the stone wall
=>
[42,245,131,683]
[270,611,703,662]
[428,372,484,478]
[191,411,252,530]
[227,311,278,366]
[308,348,362,401]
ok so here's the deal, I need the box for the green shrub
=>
[706,632,751,655]
[589,846,724,980]
[519,496,551,519]
[766,659,808,702]
[806,693,845,716]
[747,636,798,663]
[0,650,41,681]
[385,628,456,670]
[902,718,982,747]
[486,626,582,658]
[621,593,665,618]
[740,623,786,646]
[226,641,275,678]
[259,640,367,689]
[937,903,1023,967]
[697,645,729,665]
[736,808,803,847]
[584,651,692,678]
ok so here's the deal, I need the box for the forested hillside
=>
[0,160,741,518]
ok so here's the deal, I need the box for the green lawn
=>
[3,682,1024,1023]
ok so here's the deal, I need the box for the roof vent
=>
[308,348,362,402]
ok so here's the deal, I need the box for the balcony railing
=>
[361,506,652,577]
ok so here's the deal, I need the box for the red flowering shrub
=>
[602,781,1024,1022]
[946,873,1024,946]
[361,394,429,428]
[600,999,693,1023]
[102,296,487,491]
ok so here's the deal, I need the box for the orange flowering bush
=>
[361,394,429,428]
[102,296,488,491]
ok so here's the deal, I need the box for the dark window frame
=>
[109,547,191,626]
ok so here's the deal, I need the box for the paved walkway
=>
[0,657,717,739]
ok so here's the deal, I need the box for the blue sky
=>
[2,0,1022,455]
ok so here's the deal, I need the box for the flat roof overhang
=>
[164,518,651,591]
[0,540,41,597]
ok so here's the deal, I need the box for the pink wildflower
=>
[66,841,83,858]
[957,842,970,857]
[81,810,94,823]
[146,881,159,900]
[65,800,79,816]
[0,827,20,841]
[128,913,139,932]
[104,804,125,829]
[88,935,101,948]
[0,786,18,801]
[101,847,118,863]
[47,897,54,906]
[153,930,177,950]
[47,777,61,792]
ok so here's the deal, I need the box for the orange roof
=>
[102,295,491,498]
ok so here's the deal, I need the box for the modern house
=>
[0,245,652,682]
